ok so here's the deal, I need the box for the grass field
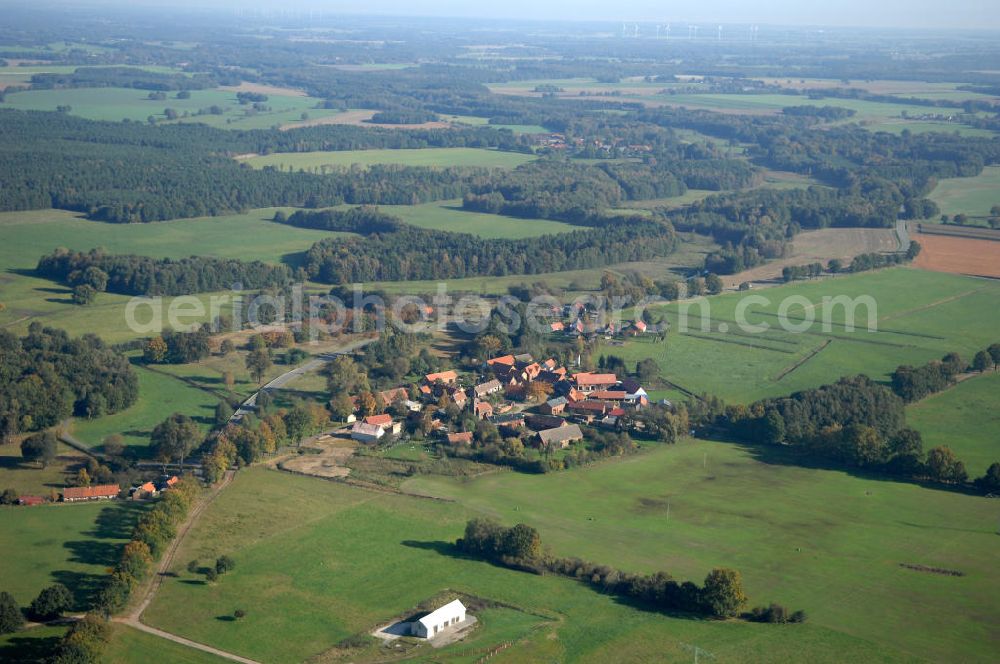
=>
[615,268,1000,403]
[444,114,549,134]
[0,85,337,128]
[0,626,67,664]
[356,199,575,238]
[906,371,1000,476]
[0,500,144,609]
[143,466,920,664]
[408,439,999,663]
[0,441,88,496]
[0,208,330,341]
[104,625,229,664]
[241,147,536,171]
[928,166,1000,219]
[864,120,996,137]
[70,364,218,453]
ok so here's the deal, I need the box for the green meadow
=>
[104,625,229,664]
[0,441,88,496]
[144,466,922,664]
[906,371,1000,476]
[0,500,144,609]
[356,199,575,238]
[242,147,536,170]
[0,626,67,664]
[444,114,549,134]
[0,85,336,127]
[0,208,328,341]
[928,166,1000,219]
[616,268,1000,403]
[407,439,998,663]
[863,120,996,137]
[70,365,218,453]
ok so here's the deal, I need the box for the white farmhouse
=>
[412,599,467,638]
[350,421,385,443]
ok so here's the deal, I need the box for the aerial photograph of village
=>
[0,0,998,662]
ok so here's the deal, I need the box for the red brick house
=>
[63,485,120,502]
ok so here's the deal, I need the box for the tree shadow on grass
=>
[50,570,106,612]
[86,503,146,540]
[64,539,121,568]
[704,435,985,497]
[0,632,65,664]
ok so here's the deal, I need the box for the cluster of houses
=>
[533,133,653,157]
[348,351,649,451]
[17,474,180,507]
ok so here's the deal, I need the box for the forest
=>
[298,214,678,282]
[0,324,138,438]
[36,247,292,296]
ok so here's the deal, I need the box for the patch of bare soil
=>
[280,435,356,479]
[722,227,898,288]
[219,82,307,97]
[914,232,1000,278]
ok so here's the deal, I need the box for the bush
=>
[205,568,219,582]
[215,555,236,575]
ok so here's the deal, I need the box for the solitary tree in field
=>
[21,431,57,468]
[988,343,1000,370]
[143,336,168,364]
[246,347,272,385]
[972,350,991,373]
[702,568,748,618]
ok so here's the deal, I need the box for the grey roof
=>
[537,423,584,445]
[546,396,568,407]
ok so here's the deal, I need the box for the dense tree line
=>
[714,374,989,485]
[0,324,138,438]
[37,247,291,296]
[301,217,677,283]
[277,206,404,234]
[781,105,857,120]
[456,518,799,620]
[462,157,757,222]
[29,66,216,91]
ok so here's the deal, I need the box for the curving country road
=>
[229,335,376,424]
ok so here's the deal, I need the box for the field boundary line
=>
[773,339,833,381]
[879,287,985,322]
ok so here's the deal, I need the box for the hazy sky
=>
[114,0,999,30]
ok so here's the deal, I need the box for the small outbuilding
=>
[412,599,467,639]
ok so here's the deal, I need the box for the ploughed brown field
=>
[914,232,1000,278]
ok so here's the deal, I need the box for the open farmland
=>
[913,232,1000,278]
[240,147,536,170]
[617,268,1000,403]
[0,85,339,128]
[0,441,89,496]
[143,466,923,664]
[927,166,1000,220]
[906,371,1000,476]
[406,439,999,664]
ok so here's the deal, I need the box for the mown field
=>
[143,466,917,664]
[407,439,998,664]
[928,166,1000,220]
[906,371,1000,476]
[241,147,536,170]
[616,268,1000,403]
[0,84,339,128]
[0,500,144,609]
